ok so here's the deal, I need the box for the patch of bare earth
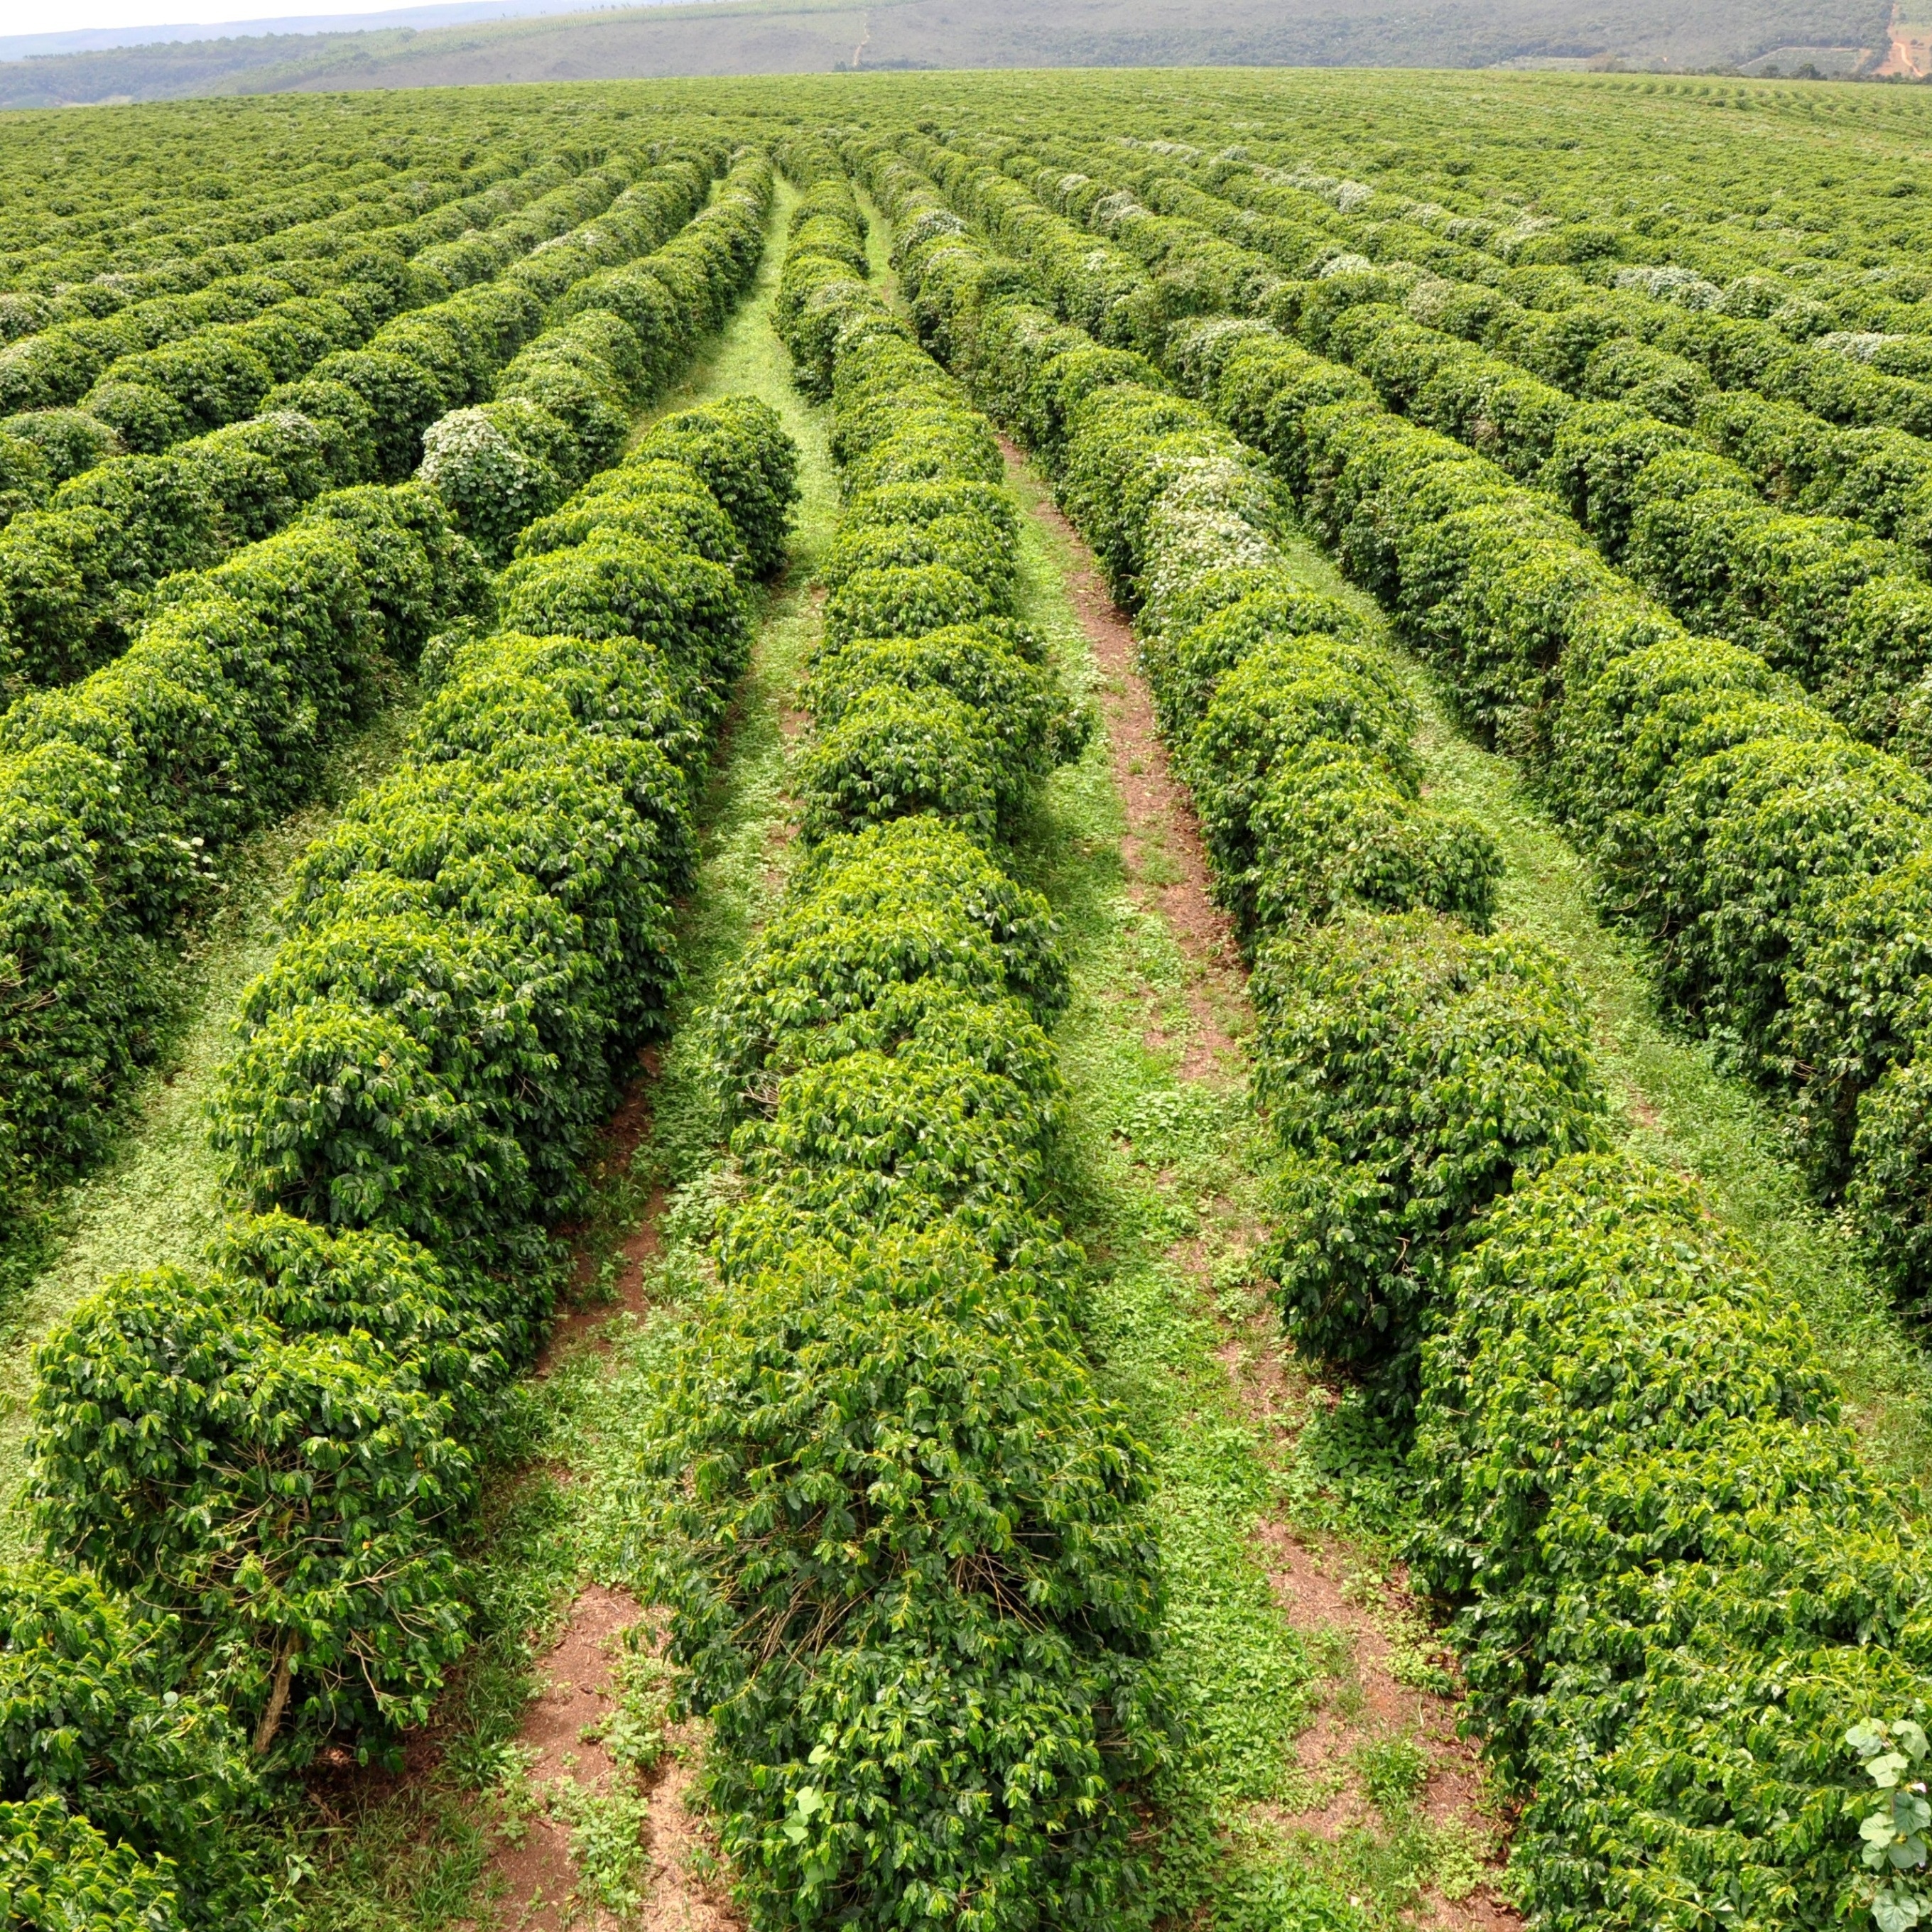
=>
[300,1071,743,1928]
[1225,1319,1519,1931]
[1006,441,1518,1926]
[485,1586,735,1932]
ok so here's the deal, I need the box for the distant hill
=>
[0,0,1901,109]
[0,0,633,63]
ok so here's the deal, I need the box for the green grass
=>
[291,178,835,1932]
[992,460,1480,1928]
[1257,519,1932,1497]
[0,693,419,1562]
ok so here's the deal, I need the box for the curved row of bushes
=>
[12,304,792,1932]
[71,161,630,452]
[0,128,499,315]
[1126,143,1932,614]
[1210,130,1927,320]
[1147,156,1932,744]
[629,141,1161,1932]
[870,131,1932,1932]
[975,136,1932,773]
[0,144,575,425]
[1156,166,1932,557]
[0,150,771,1215]
[0,147,726,696]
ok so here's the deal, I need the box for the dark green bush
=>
[639,394,800,579]
[1249,745,1502,938]
[820,560,995,650]
[514,465,743,573]
[1410,1151,1914,1928]
[646,1226,1167,1932]
[93,331,275,443]
[707,813,1068,1112]
[798,690,1002,845]
[210,1209,518,1428]
[497,536,749,727]
[1184,634,1423,920]
[1251,910,1608,1394]
[418,403,566,565]
[33,1264,473,1758]
[0,1561,259,1906]
[805,624,1084,782]
[0,1796,183,1931]
[0,429,47,529]
[820,511,1016,610]
[1,408,119,486]
[1154,580,1374,737]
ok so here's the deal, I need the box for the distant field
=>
[0,0,1904,107]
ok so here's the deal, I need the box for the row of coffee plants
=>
[57,157,651,452]
[1176,146,1932,390]
[0,131,455,295]
[0,146,726,695]
[0,94,629,290]
[967,116,1932,472]
[631,139,1162,1932]
[1098,140,1932,527]
[1109,80,1932,296]
[0,150,771,1217]
[1,151,520,330]
[1115,147,1932,654]
[865,131,1932,1932]
[8,195,791,1926]
[967,135,1932,767]
[901,123,1932,1285]
[825,70,1932,292]
[0,146,575,419]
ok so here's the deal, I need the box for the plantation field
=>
[8,63,1932,1932]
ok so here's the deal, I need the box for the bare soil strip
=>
[1000,440,1246,1083]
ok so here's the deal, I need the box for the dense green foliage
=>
[863,124,1932,1932]
[0,145,724,693]
[0,146,779,1224]
[17,70,1932,1932]
[626,139,1159,1932]
[896,131,1932,1329]
[11,137,786,1921]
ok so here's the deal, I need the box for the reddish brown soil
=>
[1877,7,1931,75]
[1000,439,1247,1083]
[488,1585,641,1931]
[485,1588,738,1932]
[1006,442,1519,1927]
[1226,1316,1519,1929]
[468,1048,744,1928]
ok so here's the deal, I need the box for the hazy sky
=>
[0,0,488,33]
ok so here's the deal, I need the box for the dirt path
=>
[1004,441,1520,1928]
[485,1567,735,1932]
[1001,440,1246,1083]
[1876,2,1932,75]
[487,1096,741,1932]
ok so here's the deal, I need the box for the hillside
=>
[0,0,1901,107]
